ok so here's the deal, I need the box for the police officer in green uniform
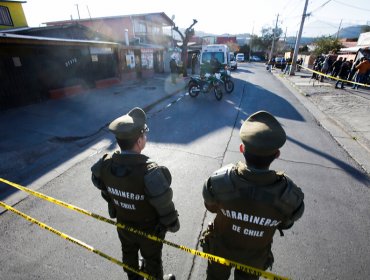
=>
[91,107,179,280]
[201,111,305,280]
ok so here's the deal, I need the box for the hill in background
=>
[336,25,369,39]
[193,25,369,46]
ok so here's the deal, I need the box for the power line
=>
[308,16,339,28]
[309,15,368,29]
[280,0,306,30]
[308,0,332,15]
[279,0,304,20]
[333,0,370,12]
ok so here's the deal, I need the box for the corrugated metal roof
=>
[0,0,27,3]
[45,12,174,27]
[0,32,119,46]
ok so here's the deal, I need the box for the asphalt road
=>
[1,62,369,280]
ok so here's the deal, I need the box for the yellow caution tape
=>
[0,201,154,280]
[299,65,370,87]
[0,177,290,280]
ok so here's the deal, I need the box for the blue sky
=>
[23,0,370,37]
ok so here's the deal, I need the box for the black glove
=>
[166,219,180,233]
[107,203,116,218]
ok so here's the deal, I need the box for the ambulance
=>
[200,44,230,73]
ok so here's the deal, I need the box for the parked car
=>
[250,55,262,62]
[274,57,286,69]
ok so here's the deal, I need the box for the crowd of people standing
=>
[311,54,370,89]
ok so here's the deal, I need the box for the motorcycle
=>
[219,69,234,93]
[188,73,223,101]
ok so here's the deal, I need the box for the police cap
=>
[108,107,148,139]
[239,111,286,156]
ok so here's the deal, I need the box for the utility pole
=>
[171,15,175,49]
[290,0,308,76]
[336,19,342,39]
[269,14,279,61]
[86,5,92,19]
[249,22,254,62]
[284,27,287,42]
[75,4,80,20]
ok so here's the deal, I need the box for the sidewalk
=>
[0,72,189,206]
[272,68,370,175]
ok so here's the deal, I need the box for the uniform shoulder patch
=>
[278,175,304,213]
[146,158,158,172]
[210,164,235,195]
[91,153,110,176]
[144,166,172,197]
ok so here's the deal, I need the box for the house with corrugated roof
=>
[0,0,27,30]
[1,3,178,110]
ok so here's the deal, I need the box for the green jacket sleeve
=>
[144,166,179,229]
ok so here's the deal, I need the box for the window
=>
[152,26,160,34]
[0,6,13,26]
[201,52,225,64]
[134,21,146,33]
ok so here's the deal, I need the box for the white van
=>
[229,53,237,70]
[200,44,230,73]
[236,53,245,62]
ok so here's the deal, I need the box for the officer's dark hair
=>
[116,135,141,150]
[242,150,277,169]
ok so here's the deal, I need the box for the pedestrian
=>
[283,57,292,74]
[266,59,273,72]
[297,57,304,71]
[210,53,222,74]
[331,57,343,78]
[191,53,198,75]
[280,57,286,72]
[311,56,322,80]
[352,57,370,90]
[170,55,178,84]
[335,60,350,89]
[347,59,354,75]
[320,55,330,82]
[347,58,361,86]
[91,107,179,280]
[201,111,305,280]
[326,55,335,74]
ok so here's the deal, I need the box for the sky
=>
[22,0,370,38]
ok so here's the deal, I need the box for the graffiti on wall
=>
[141,48,153,69]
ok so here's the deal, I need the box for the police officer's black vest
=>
[211,164,295,249]
[100,152,158,229]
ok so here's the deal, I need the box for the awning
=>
[339,45,370,53]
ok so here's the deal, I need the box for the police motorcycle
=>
[188,72,223,101]
[218,68,234,93]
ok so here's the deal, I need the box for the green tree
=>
[299,45,309,53]
[226,42,239,53]
[312,36,343,56]
[261,26,283,49]
[239,44,250,55]
[249,34,265,51]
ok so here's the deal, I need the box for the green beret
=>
[108,107,148,139]
[239,111,286,156]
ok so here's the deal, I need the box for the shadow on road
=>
[287,136,370,185]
